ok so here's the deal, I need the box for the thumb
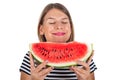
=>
[87,50,94,64]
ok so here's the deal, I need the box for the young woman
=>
[20,3,97,80]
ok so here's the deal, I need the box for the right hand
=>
[30,53,54,80]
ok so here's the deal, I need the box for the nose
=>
[55,22,63,30]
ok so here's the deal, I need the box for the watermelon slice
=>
[29,41,93,67]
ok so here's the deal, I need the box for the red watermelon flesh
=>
[29,41,93,67]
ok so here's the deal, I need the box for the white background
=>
[0,0,120,80]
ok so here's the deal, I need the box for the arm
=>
[20,72,31,80]
[89,72,95,80]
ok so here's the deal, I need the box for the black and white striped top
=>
[19,51,97,80]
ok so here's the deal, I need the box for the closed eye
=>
[61,22,68,24]
[49,22,56,24]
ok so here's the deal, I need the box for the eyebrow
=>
[47,17,55,20]
[62,18,69,20]
[47,17,69,20]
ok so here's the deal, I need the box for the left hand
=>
[70,50,94,80]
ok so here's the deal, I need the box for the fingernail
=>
[45,60,48,63]
[72,66,75,68]
[70,66,74,70]
[51,66,54,69]
[77,60,82,63]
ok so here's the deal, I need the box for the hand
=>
[30,53,54,80]
[70,50,94,80]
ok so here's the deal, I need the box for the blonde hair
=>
[37,3,74,42]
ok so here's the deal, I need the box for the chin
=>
[50,40,67,43]
[54,41,66,43]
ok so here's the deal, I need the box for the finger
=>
[73,69,81,76]
[75,67,86,73]
[71,66,90,78]
[39,67,54,76]
[87,50,94,64]
[76,61,90,71]
[71,66,85,76]
[36,61,48,72]
[29,52,35,70]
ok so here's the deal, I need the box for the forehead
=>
[44,8,69,20]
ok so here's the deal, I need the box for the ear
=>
[39,25,44,35]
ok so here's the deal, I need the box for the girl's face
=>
[40,8,71,43]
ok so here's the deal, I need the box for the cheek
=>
[67,27,72,37]
[66,26,71,33]
[44,26,54,33]
[44,27,53,37]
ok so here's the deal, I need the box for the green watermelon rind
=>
[29,42,93,68]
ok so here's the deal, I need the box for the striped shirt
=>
[19,51,97,80]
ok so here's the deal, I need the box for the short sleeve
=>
[89,59,97,73]
[19,52,30,75]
